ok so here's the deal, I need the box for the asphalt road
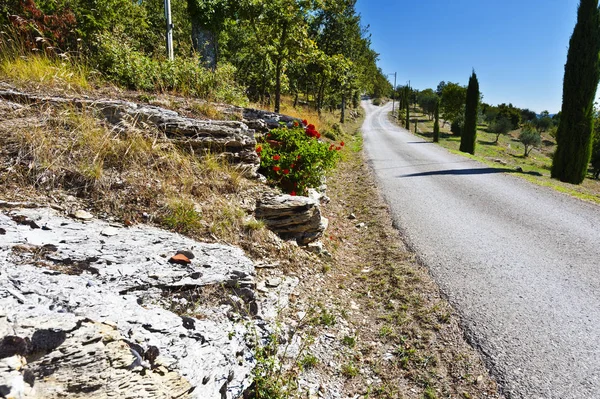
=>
[361,101,600,399]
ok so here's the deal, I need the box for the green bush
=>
[94,33,247,104]
[519,126,541,157]
[489,116,512,143]
[257,121,342,195]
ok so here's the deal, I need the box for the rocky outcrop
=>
[0,207,263,398]
[241,109,299,133]
[255,195,328,245]
[0,89,260,175]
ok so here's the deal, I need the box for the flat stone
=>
[169,253,192,265]
[266,278,282,288]
[176,250,195,260]
[255,195,327,245]
[100,226,120,237]
[73,210,94,220]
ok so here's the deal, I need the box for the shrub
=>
[489,117,512,143]
[257,121,342,195]
[519,126,541,157]
[94,33,247,104]
[372,98,382,106]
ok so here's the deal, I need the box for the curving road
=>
[362,101,600,399]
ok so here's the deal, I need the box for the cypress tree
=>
[433,98,440,143]
[460,70,479,154]
[551,0,600,184]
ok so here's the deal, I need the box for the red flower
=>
[297,155,301,160]
[283,169,290,175]
[290,191,297,196]
[316,133,321,139]
[302,119,308,126]
[290,163,295,169]
[336,146,341,151]
[329,144,334,151]
[307,124,316,131]
[256,146,262,154]
[273,155,281,161]
[273,166,281,172]
[293,121,299,127]
[341,141,345,146]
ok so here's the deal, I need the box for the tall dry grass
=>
[0,30,91,91]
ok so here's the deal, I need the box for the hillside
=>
[1,1,502,398]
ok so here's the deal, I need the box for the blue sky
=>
[355,0,582,113]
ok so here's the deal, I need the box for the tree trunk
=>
[340,94,346,124]
[275,56,282,113]
[191,20,217,70]
[274,22,289,114]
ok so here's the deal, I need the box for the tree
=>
[519,126,541,157]
[460,70,480,154]
[433,98,440,143]
[521,108,537,123]
[489,116,512,143]
[436,81,446,96]
[440,82,466,126]
[187,0,231,68]
[534,115,554,133]
[237,0,312,113]
[418,88,439,120]
[551,0,600,184]
[496,103,521,129]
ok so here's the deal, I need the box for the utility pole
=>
[164,0,174,60]
[388,72,397,117]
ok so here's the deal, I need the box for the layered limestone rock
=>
[0,89,260,175]
[254,195,328,245]
[0,207,262,398]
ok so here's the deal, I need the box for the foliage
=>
[2,0,383,111]
[534,115,554,133]
[519,126,541,157]
[94,33,246,103]
[418,88,439,120]
[521,108,537,123]
[552,0,600,184]
[451,113,464,136]
[489,116,512,143]
[257,121,341,195]
[440,82,466,124]
[460,70,479,154]
[496,103,522,129]
[163,199,202,234]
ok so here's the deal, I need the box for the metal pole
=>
[392,72,397,117]
[164,0,174,60]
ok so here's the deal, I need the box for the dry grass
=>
[0,102,274,253]
[282,124,501,398]
[0,54,90,91]
[0,31,90,92]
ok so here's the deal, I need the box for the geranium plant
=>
[257,120,343,195]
